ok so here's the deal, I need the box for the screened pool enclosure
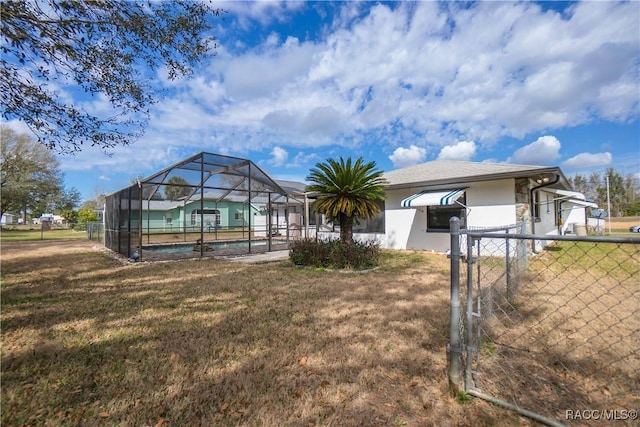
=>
[104,152,307,261]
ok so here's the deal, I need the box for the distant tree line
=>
[0,127,112,225]
[3,125,638,225]
[1,126,81,223]
[568,168,640,217]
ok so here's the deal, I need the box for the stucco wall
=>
[383,178,519,252]
[383,189,428,250]
[465,180,517,228]
[310,178,588,254]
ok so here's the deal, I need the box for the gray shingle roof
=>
[383,160,564,189]
[275,180,307,195]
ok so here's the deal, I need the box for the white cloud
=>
[290,152,318,168]
[1,119,31,135]
[300,106,345,134]
[438,140,477,161]
[562,152,612,169]
[262,110,295,130]
[29,1,638,188]
[388,145,427,168]
[509,135,561,165]
[270,146,288,167]
[217,37,317,101]
[122,1,640,156]
[221,1,307,30]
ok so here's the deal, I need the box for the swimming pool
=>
[143,240,268,253]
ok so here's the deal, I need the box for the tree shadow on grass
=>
[2,242,525,426]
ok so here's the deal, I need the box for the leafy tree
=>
[598,168,627,217]
[77,207,99,223]
[82,188,107,211]
[306,157,387,245]
[60,209,79,225]
[571,168,640,217]
[1,1,225,153]
[624,173,638,210]
[164,176,192,200]
[51,187,81,224]
[569,174,588,197]
[625,199,640,216]
[589,172,603,206]
[48,187,81,213]
[130,175,163,200]
[0,127,63,222]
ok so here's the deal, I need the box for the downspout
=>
[529,174,559,253]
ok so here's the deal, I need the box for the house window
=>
[427,205,466,231]
[307,213,317,226]
[352,200,385,233]
[234,212,244,220]
[546,194,550,214]
[191,209,220,226]
[328,201,386,234]
[285,206,299,216]
[533,192,541,221]
[166,215,172,224]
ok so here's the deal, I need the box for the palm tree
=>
[306,156,387,245]
[164,176,191,200]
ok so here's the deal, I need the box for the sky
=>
[5,1,640,202]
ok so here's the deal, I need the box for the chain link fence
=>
[85,221,104,243]
[449,218,640,425]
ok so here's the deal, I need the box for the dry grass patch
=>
[1,240,525,426]
[474,240,639,424]
[609,216,640,232]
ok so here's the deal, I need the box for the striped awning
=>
[401,189,465,208]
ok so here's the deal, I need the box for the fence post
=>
[465,232,476,391]
[448,217,463,393]
[519,220,528,271]
[506,228,512,301]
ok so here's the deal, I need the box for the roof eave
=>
[385,167,569,190]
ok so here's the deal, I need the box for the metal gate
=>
[448,217,640,426]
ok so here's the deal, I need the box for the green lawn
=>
[0,228,86,241]
[1,240,520,426]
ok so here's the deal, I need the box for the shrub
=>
[289,238,380,270]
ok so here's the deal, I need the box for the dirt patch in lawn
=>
[1,239,530,426]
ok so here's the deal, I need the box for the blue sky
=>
[6,1,640,202]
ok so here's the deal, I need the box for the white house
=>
[315,160,596,253]
[0,213,16,225]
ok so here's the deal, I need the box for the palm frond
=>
[306,156,387,224]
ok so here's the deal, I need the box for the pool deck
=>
[136,243,291,263]
[224,250,290,264]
